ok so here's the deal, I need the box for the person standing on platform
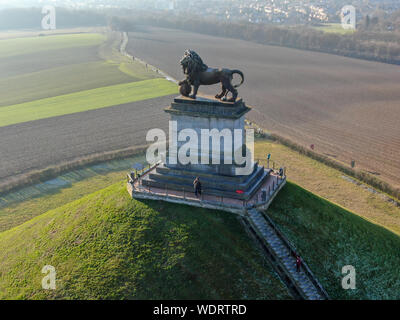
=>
[193,177,202,197]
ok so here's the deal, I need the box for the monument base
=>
[141,95,269,201]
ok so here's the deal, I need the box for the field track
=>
[127,27,400,188]
[0,95,174,184]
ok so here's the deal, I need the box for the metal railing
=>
[134,182,249,210]
[246,175,286,209]
[127,161,287,213]
[128,173,284,211]
[127,162,287,210]
[131,180,286,210]
[255,158,286,173]
[127,161,161,184]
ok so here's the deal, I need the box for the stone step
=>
[152,163,267,191]
[143,167,270,201]
[156,163,267,184]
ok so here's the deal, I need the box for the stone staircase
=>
[246,208,329,300]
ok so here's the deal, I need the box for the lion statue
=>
[178,49,244,102]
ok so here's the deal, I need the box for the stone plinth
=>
[141,95,269,201]
[166,96,250,118]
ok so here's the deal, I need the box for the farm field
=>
[0,29,178,190]
[0,28,104,40]
[127,27,400,190]
[0,95,174,187]
[0,61,136,107]
[311,23,356,34]
[0,33,105,58]
[0,182,291,300]
[0,30,165,106]
[0,79,176,127]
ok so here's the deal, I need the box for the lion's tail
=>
[231,70,244,88]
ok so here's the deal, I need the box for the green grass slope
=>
[0,182,290,300]
[268,182,400,300]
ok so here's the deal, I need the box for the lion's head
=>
[180,50,208,80]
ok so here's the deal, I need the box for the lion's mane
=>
[180,50,208,83]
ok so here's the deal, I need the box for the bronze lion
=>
[178,50,244,102]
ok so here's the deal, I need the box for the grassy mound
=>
[268,182,400,300]
[0,182,290,300]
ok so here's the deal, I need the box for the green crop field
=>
[0,78,177,127]
[268,182,400,299]
[0,33,105,58]
[0,61,137,107]
[0,31,166,108]
[0,182,290,300]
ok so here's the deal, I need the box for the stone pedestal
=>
[141,95,270,200]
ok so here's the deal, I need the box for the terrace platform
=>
[127,163,286,215]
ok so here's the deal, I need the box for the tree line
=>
[111,11,400,66]
[3,6,400,66]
